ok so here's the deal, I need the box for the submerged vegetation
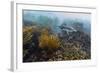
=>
[23,25,91,62]
[23,11,91,62]
[39,29,60,50]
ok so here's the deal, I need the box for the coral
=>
[39,31,60,50]
[60,42,89,60]
[23,26,33,45]
[23,25,91,62]
[23,26,40,45]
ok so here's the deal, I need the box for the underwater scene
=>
[23,10,91,62]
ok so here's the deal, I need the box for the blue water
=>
[23,10,91,36]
